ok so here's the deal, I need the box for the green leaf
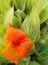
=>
[0,0,11,14]
[7,0,11,5]
[0,14,4,24]
[40,32,48,45]
[0,24,4,38]
[17,56,30,65]
[40,6,48,24]
[46,19,48,31]
[40,22,46,38]
[0,62,2,65]
[12,16,22,29]
[15,9,26,19]
[29,0,41,42]
[1,63,8,65]
[26,0,48,24]
[17,61,26,65]
[21,16,39,43]
[14,9,26,29]
[26,0,37,14]
[35,44,48,65]
[41,27,46,38]
[21,0,41,43]
[34,0,48,14]
[0,57,9,64]
[4,7,14,28]
[0,36,5,54]
[29,61,40,65]
[36,0,48,24]
[13,0,26,11]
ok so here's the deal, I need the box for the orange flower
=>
[5,26,27,46]
[2,26,32,64]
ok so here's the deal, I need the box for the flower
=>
[2,26,32,64]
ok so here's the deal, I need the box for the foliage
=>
[0,0,48,65]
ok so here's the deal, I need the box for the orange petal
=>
[2,42,21,64]
[5,26,27,46]
[16,39,32,59]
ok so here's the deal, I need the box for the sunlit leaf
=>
[26,0,37,14]
[13,0,26,11]
[34,0,48,14]
[40,6,48,24]
[0,0,11,14]
[15,9,26,19]
[21,1,40,43]
[4,7,14,28]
